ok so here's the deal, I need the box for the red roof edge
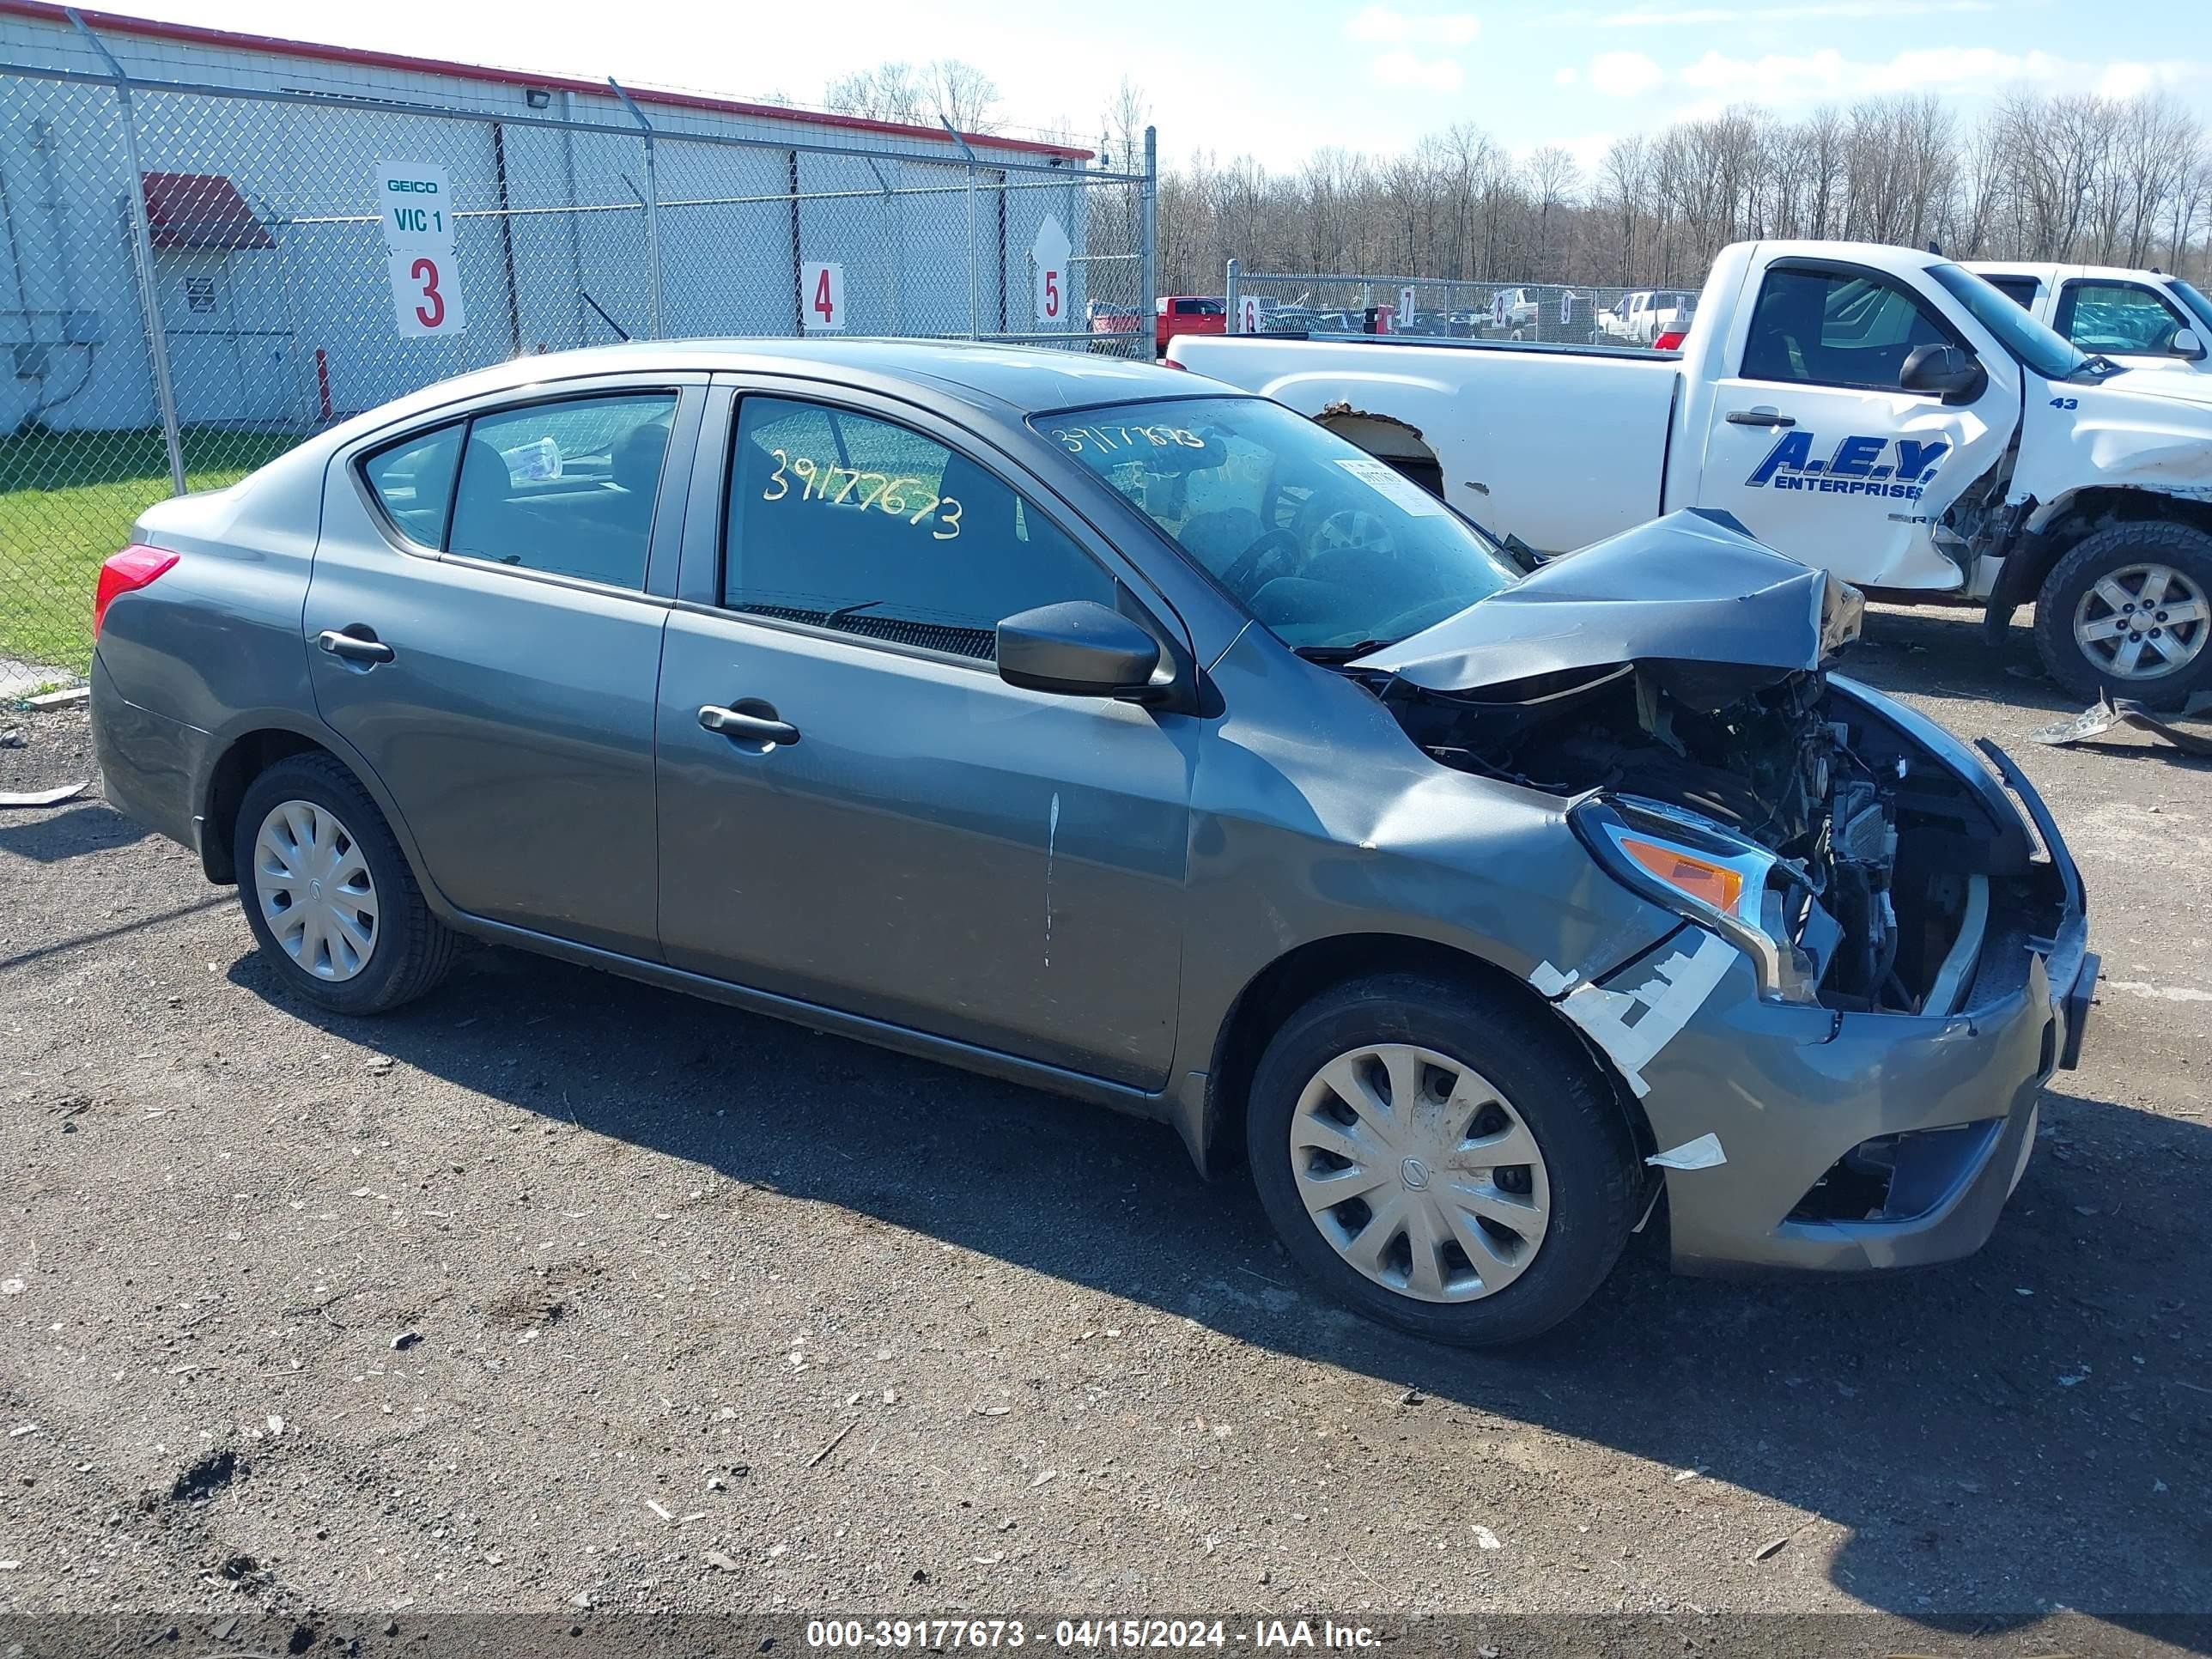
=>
[1,0,1093,160]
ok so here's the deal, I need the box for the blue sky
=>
[128,0,2212,173]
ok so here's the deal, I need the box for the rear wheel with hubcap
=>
[1247,972,1641,1346]
[233,753,455,1015]
[2034,520,2212,708]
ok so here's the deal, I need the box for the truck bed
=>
[1172,333,1685,556]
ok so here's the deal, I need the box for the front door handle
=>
[1725,407,1796,428]
[698,703,800,746]
[318,628,395,665]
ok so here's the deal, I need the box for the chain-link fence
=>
[1223,263,1697,350]
[0,42,1156,684]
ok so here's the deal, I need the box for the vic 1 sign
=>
[377,161,465,338]
[802,262,847,331]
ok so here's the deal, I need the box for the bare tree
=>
[1145,86,2212,295]
[823,58,1002,133]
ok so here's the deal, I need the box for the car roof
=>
[348,338,1221,430]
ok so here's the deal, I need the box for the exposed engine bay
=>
[1368,656,2031,1014]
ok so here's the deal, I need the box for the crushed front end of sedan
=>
[1347,510,2098,1273]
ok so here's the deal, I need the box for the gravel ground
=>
[2,606,2207,1648]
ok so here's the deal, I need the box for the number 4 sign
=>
[802,261,846,332]
[377,161,465,339]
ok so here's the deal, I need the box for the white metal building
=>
[0,0,1112,433]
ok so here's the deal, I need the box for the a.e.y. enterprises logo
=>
[1746,430,1950,500]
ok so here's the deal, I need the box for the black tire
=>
[1245,972,1640,1347]
[2032,520,2212,708]
[232,752,455,1016]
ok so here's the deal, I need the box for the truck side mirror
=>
[1900,343,1988,404]
[2172,327,2207,362]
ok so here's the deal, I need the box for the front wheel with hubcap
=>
[1247,973,1641,1346]
[2033,520,2212,708]
[234,753,455,1015]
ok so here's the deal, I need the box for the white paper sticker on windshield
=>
[1334,456,1448,517]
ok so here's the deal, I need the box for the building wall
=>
[0,4,1103,434]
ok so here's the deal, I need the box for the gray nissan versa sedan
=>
[88,341,2096,1345]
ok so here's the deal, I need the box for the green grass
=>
[0,428,297,671]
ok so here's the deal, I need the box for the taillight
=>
[94,544,178,636]
[1652,329,1687,351]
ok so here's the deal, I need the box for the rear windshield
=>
[1034,397,1518,653]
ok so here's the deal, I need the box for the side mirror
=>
[2172,327,2206,362]
[1900,343,1988,403]
[997,600,1161,699]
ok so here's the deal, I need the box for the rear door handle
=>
[698,703,800,746]
[318,629,395,665]
[1725,407,1796,428]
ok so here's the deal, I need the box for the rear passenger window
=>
[447,393,678,589]
[1741,268,1952,390]
[362,422,462,547]
[1984,276,2040,309]
[723,397,1116,662]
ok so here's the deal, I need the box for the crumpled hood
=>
[1352,508,1863,692]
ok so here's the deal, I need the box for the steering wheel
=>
[1216,526,1303,596]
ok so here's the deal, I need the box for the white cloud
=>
[1346,4,1479,44]
[1554,65,1580,86]
[1368,50,1466,91]
[2096,60,2198,100]
[1599,0,1991,21]
[1679,45,2067,97]
[1589,51,1666,97]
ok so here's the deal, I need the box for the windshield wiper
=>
[1293,638,1397,665]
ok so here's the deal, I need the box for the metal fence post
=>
[1224,258,1240,331]
[940,120,981,339]
[69,8,185,495]
[608,77,663,340]
[1139,127,1158,358]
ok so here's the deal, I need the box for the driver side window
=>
[1741,268,1952,391]
[721,397,1116,663]
[2054,281,2186,356]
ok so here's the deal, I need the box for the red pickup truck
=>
[1155,295,1225,356]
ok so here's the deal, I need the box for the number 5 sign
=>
[802,261,846,331]
[1031,214,1071,329]
[377,161,465,338]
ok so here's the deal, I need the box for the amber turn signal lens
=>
[1620,837,1744,915]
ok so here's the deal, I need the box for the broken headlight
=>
[1571,795,1820,1004]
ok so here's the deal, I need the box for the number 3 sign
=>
[377,161,466,338]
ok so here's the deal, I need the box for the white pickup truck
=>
[1170,239,2212,705]
[1966,260,2212,378]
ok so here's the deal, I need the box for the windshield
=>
[2171,278,2212,335]
[1928,261,2093,380]
[1036,397,1519,652]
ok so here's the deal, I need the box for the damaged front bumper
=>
[1560,741,2096,1277]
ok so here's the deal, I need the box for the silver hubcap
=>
[1290,1042,1551,1304]
[2074,562,2209,682]
[252,799,379,982]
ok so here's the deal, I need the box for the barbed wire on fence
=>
[0,35,1158,683]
